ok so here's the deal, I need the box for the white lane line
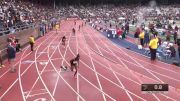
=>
[25,33,59,100]
[78,73,116,101]
[69,41,115,100]
[24,89,47,95]
[82,32,106,101]
[68,35,115,100]
[90,29,159,101]
[113,45,164,83]
[0,79,18,99]
[102,37,180,97]
[0,34,55,100]
[76,25,80,101]
[50,32,85,101]
[84,28,139,100]
[94,27,177,98]
[100,35,180,92]
[0,33,54,79]
[103,31,180,76]
[25,76,41,98]
[116,57,180,82]
[50,50,86,100]
[32,33,61,101]
[88,28,160,101]
[18,41,33,101]
[26,92,49,98]
[83,28,159,101]
[77,72,80,101]
[78,41,146,100]
[36,60,49,62]
[50,58,62,61]
[79,47,142,84]
[39,70,56,73]
[89,27,177,101]
[18,33,56,100]
[0,62,34,99]
[69,26,147,101]
[86,47,179,100]
[77,56,147,101]
[85,31,133,101]
[51,32,70,96]
[90,37,180,93]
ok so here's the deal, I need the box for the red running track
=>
[0,20,180,101]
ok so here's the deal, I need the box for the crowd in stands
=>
[0,1,179,34]
[0,0,180,69]
[72,5,179,61]
[0,0,58,35]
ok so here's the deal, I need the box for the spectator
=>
[169,45,176,58]
[117,28,123,39]
[122,28,126,39]
[15,39,22,52]
[125,23,129,34]
[177,30,180,46]
[144,30,150,47]
[173,30,177,44]
[178,45,180,59]
[134,27,140,45]
[40,24,45,36]
[7,42,16,73]
[0,50,5,68]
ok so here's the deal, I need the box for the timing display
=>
[141,84,168,91]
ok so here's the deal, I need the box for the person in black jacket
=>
[7,43,16,73]
[15,39,22,52]
[173,31,177,44]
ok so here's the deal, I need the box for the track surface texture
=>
[0,20,180,101]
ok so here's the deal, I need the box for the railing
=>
[0,23,39,60]
[0,23,36,37]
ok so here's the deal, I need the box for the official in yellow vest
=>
[139,31,145,47]
[29,35,35,51]
[149,35,158,60]
[55,24,60,34]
